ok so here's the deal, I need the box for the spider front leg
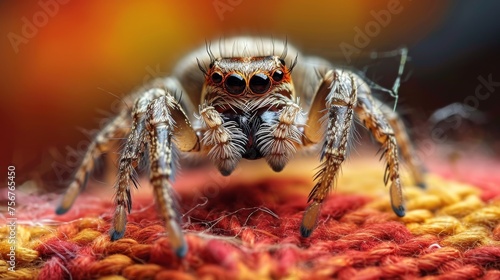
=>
[301,70,358,237]
[111,88,165,241]
[112,87,199,258]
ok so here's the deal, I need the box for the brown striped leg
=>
[257,101,302,172]
[110,88,166,241]
[110,88,198,258]
[56,109,131,215]
[145,92,198,257]
[301,70,358,237]
[377,101,426,188]
[355,92,406,217]
[145,93,198,257]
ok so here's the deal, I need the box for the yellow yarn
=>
[400,175,500,250]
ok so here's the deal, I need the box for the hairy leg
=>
[355,91,405,217]
[377,101,426,188]
[301,70,358,237]
[110,88,165,241]
[112,86,199,258]
[145,93,198,257]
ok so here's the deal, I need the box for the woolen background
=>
[1,0,499,187]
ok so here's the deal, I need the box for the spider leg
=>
[111,87,199,258]
[110,88,164,241]
[56,108,131,215]
[301,70,358,237]
[355,90,405,218]
[376,101,426,189]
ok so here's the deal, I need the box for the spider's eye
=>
[272,70,284,82]
[249,73,271,94]
[225,73,246,95]
[279,58,286,66]
[211,72,223,84]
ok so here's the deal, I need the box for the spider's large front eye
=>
[272,70,284,82]
[249,73,271,94]
[225,73,246,95]
[211,72,223,84]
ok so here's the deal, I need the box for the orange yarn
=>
[1,157,499,279]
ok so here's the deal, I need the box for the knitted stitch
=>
[1,158,499,279]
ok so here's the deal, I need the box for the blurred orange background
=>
[2,0,499,187]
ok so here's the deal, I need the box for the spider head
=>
[201,55,295,109]
[200,55,297,160]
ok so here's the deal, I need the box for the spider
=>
[56,37,425,258]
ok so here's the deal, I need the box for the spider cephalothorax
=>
[57,37,425,258]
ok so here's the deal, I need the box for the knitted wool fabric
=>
[1,156,499,279]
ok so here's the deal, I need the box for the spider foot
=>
[166,220,188,258]
[300,201,321,238]
[110,229,125,241]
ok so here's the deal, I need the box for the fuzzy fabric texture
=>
[1,157,500,279]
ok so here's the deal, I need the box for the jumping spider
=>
[57,37,425,258]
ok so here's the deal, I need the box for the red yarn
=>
[149,237,178,268]
[37,257,66,280]
[36,239,80,260]
[5,159,500,279]
[464,246,500,268]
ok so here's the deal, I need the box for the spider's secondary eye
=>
[249,73,271,94]
[279,58,286,66]
[225,73,246,95]
[211,72,223,84]
[272,70,284,82]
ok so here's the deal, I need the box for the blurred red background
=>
[1,0,499,188]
